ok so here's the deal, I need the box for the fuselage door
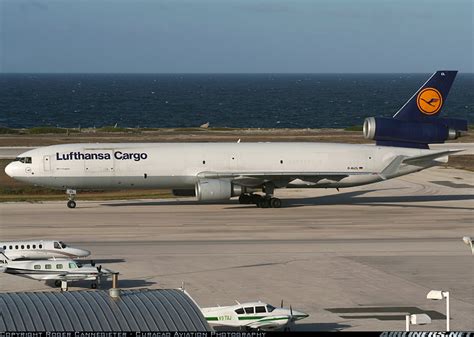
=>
[43,155,51,171]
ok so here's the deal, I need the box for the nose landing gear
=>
[66,189,77,208]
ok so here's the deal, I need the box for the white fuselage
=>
[0,259,102,282]
[5,142,435,191]
[0,240,90,260]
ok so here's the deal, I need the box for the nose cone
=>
[72,248,91,258]
[5,162,15,177]
[292,310,309,321]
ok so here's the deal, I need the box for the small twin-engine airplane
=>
[0,239,90,260]
[5,71,468,208]
[0,253,112,288]
[201,301,309,331]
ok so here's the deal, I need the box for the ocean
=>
[0,73,472,129]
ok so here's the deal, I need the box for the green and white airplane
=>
[201,301,309,331]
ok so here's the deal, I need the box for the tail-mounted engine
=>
[363,116,467,145]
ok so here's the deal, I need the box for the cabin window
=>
[54,242,61,249]
[280,160,283,164]
[9,245,12,249]
[45,264,52,270]
[34,265,41,270]
[266,305,275,312]
[15,245,18,249]
[244,307,254,314]
[255,306,266,313]
[39,244,43,249]
[27,245,30,249]
[235,308,244,314]
[56,264,63,269]
[69,262,77,269]
[21,245,24,249]
[33,245,36,249]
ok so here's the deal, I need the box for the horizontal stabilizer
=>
[402,150,463,166]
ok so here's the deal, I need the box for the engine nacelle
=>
[363,117,461,144]
[195,179,243,201]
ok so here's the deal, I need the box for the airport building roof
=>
[0,288,211,331]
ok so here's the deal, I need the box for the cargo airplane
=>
[4,71,468,208]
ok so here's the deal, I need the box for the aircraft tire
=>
[67,200,76,209]
[259,198,270,208]
[270,198,282,208]
[54,280,62,287]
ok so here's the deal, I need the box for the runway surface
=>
[0,166,473,331]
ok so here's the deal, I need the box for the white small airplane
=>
[201,301,309,331]
[0,253,112,288]
[0,239,90,260]
[4,71,468,208]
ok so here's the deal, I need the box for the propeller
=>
[97,265,102,273]
[91,260,95,267]
[280,299,284,308]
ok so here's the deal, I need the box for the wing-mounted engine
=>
[195,179,243,201]
[363,116,467,146]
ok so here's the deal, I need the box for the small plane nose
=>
[76,248,91,258]
[5,162,15,177]
[293,311,309,320]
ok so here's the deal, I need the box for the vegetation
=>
[97,126,130,132]
[344,125,363,131]
[0,127,20,134]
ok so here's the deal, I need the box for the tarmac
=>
[0,166,473,331]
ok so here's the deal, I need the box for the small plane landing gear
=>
[54,280,62,287]
[91,282,97,289]
[66,189,77,208]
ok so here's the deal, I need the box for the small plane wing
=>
[43,274,68,280]
[247,315,290,330]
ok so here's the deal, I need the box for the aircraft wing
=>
[247,316,290,330]
[42,274,68,280]
[197,171,368,187]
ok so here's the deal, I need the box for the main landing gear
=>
[239,183,282,208]
[66,189,77,209]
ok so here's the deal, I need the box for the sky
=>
[0,0,473,73]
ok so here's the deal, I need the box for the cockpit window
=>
[255,306,266,313]
[235,308,244,315]
[266,305,275,312]
[59,241,67,248]
[68,262,77,269]
[54,242,61,249]
[14,157,32,164]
